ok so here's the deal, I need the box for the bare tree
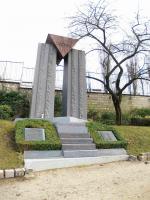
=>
[69,0,150,125]
[99,47,111,93]
[145,56,150,78]
[126,57,138,95]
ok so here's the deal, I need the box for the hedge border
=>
[15,119,61,151]
[130,118,150,126]
[87,122,128,149]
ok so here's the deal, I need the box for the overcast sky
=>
[0,0,150,70]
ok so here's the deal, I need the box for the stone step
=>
[61,138,93,144]
[24,151,63,159]
[63,150,100,158]
[63,148,127,158]
[62,143,96,150]
[56,125,88,134]
[59,133,90,138]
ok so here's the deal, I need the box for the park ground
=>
[0,161,150,200]
[0,120,150,199]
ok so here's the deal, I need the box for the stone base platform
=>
[52,116,87,125]
[22,117,129,171]
[24,149,129,171]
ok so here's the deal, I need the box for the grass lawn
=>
[114,125,150,155]
[0,120,23,169]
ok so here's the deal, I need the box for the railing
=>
[0,61,24,82]
[0,61,149,95]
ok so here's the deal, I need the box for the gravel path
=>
[0,161,150,200]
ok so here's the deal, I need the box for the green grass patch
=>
[87,121,127,149]
[114,125,150,155]
[15,119,61,151]
[0,120,23,169]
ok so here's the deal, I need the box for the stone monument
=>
[24,34,128,171]
[30,34,87,120]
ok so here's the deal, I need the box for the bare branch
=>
[68,0,150,124]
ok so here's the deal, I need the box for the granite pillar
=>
[30,43,56,119]
[62,49,87,119]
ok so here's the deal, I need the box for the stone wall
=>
[0,81,150,113]
[0,81,20,91]
[87,92,150,113]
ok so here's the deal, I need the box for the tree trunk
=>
[112,95,122,125]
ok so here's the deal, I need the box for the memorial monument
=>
[24,34,128,170]
[30,34,87,120]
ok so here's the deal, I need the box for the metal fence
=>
[0,61,150,95]
[86,71,150,95]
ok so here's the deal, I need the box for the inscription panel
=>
[25,128,45,141]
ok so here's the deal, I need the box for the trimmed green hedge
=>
[131,118,150,126]
[15,119,61,151]
[87,121,127,149]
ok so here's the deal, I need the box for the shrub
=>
[129,108,150,126]
[130,118,150,126]
[100,112,115,125]
[130,108,150,118]
[54,94,62,117]
[0,90,30,118]
[87,121,127,149]
[87,109,101,121]
[122,112,131,125]
[0,105,12,119]
[15,119,61,151]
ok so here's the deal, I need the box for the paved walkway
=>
[0,161,150,200]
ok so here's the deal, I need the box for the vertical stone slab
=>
[62,54,71,116]
[30,43,56,119]
[30,43,42,117]
[71,49,79,118]
[78,50,87,119]
[35,44,50,117]
[62,49,87,119]
[44,45,56,119]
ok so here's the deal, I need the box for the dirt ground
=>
[0,161,150,200]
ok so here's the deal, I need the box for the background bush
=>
[130,118,150,126]
[87,109,116,125]
[88,108,150,125]
[121,112,132,125]
[129,108,150,126]
[87,108,101,121]
[100,112,115,125]
[130,108,150,118]
[0,90,66,119]
[54,94,62,117]
[0,105,12,119]
[0,90,30,119]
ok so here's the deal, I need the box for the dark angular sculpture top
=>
[46,34,78,64]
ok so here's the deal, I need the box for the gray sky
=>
[0,0,150,70]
